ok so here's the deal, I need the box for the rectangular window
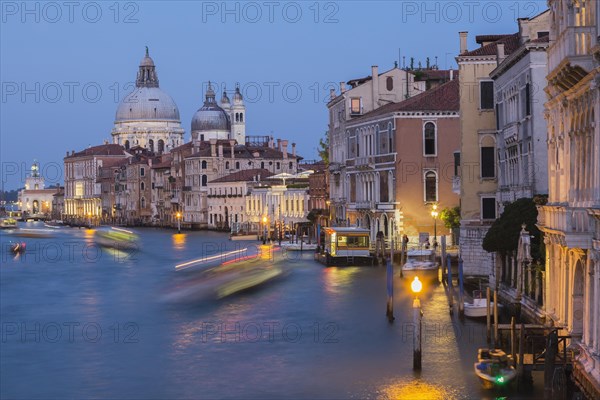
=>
[525,83,531,116]
[480,81,494,110]
[481,147,495,178]
[75,182,84,198]
[482,197,496,220]
[453,152,460,176]
[140,167,145,177]
[350,98,361,115]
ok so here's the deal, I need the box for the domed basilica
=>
[112,48,185,153]
[112,48,246,151]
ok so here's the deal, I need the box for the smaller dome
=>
[191,82,231,133]
[221,90,230,106]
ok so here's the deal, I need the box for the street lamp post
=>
[431,204,438,248]
[411,276,423,371]
[176,212,181,233]
[262,216,267,244]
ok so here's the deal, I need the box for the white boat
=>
[94,227,139,250]
[464,290,502,318]
[401,249,438,274]
[280,242,318,251]
[474,348,517,389]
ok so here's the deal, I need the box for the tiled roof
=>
[350,78,459,122]
[209,168,273,183]
[461,33,519,57]
[475,34,514,44]
[151,156,172,169]
[65,144,127,159]
[416,69,458,81]
[187,141,299,160]
[100,158,129,168]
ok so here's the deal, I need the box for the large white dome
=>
[114,48,180,123]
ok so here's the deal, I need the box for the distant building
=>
[18,161,60,216]
[63,144,130,219]
[51,187,64,220]
[537,1,600,397]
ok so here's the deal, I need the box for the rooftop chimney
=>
[340,82,346,93]
[330,88,336,100]
[497,43,506,64]
[371,65,379,109]
[292,143,296,157]
[450,70,454,81]
[210,139,217,157]
[281,140,289,159]
[277,138,281,151]
[459,31,468,54]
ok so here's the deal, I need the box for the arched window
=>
[240,113,244,122]
[226,161,230,169]
[235,113,239,122]
[141,197,146,208]
[261,162,265,169]
[158,139,165,154]
[140,182,145,190]
[386,77,393,91]
[276,162,280,169]
[288,162,293,169]
[425,171,437,202]
[201,175,207,187]
[148,139,154,153]
[424,122,436,156]
[124,140,130,150]
[235,161,240,169]
[201,160,207,169]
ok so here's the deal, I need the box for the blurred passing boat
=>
[0,218,18,229]
[94,227,139,250]
[44,220,67,229]
[9,228,54,238]
[165,248,287,302]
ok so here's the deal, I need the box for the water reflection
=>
[322,267,361,295]
[172,233,186,250]
[378,379,461,400]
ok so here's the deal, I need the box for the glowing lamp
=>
[411,276,422,294]
[262,216,267,223]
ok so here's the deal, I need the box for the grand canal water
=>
[1,222,547,399]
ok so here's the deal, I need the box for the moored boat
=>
[464,290,502,318]
[8,241,26,253]
[474,348,516,389]
[401,249,439,277]
[281,242,318,251]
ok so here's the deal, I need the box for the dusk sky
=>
[1,0,547,189]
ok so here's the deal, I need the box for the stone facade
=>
[537,1,600,397]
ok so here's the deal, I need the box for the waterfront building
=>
[63,144,130,219]
[327,65,427,225]
[18,161,60,216]
[536,1,600,397]
[51,187,64,220]
[111,48,185,152]
[245,181,310,236]
[488,11,550,319]
[306,161,330,229]
[456,32,520,276]
[344,78,460,244]
[207,168,272,231]
[181,136,300,229]
[150,155,174,227]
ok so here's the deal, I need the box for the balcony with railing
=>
[355,200,375,210]
[548,26,596,85]
[538,205,592,248]
[502,122,518,144]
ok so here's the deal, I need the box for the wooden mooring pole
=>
[486,287,491,343]
[510,317,516,367]
[493,290,499,345]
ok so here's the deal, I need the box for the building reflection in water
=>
[322,267,361,295]
[378,379,460,400]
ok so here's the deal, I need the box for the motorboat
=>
[401,249,439,275]
[44,220,67,229]
[474,348,517,389]
[0,217,18,229]
[8,241,26,253]
[464,290,502,318]
[9,228,54,238]
[317,227,374,266]
[94,227,139,251]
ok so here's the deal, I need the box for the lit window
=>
[425,171,437,202]
[350,98,361,114]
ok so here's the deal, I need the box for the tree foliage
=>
[318,132,329,166]
[482,198,544,263]
[440,206,460,229]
